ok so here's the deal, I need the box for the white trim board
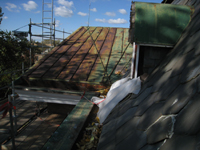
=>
[15,89,81,105]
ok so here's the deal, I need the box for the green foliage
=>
[0,30,30,99]
[0,30,30,72]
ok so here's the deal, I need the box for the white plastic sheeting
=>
[92,77,141,124]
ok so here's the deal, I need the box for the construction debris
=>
[75,117,102,150]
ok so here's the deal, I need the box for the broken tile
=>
[116,129,147,150]
[146,115,176,144]
[174,93,200,135]
[159,134,197,150]
[137,102,164,131]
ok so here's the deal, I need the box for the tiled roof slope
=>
[23,27,132,90]
[98,1,200,150]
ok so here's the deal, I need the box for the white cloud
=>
[5,6,12,12]
[22,1,38,11]
[3,16,8,19]
[95,18,106,23]
[118,9,127,14]
[55,6,73,17]
[35,10,40,13]
[5,3,19,12]
[90,8,97,12]
[6,3,17,9]
[108,18,127,24]
[105,12,116,17]
[55,20,60,27]
[95,18,127,24]
[78,12,88,16]
[57,0,73,8]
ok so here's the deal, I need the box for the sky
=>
[0,0,162,41]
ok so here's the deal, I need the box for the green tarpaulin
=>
[129,2,193,46]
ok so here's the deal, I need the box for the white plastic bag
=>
[97,77,141,124]
[90,96,105,105]
[107,77,130,97]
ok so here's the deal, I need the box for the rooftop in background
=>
[21,26,133,91]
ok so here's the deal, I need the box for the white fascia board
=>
[15,89,81,105]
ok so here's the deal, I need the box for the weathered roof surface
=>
[98,0,200,150]
[22,27,132,91]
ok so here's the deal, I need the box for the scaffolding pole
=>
[63,29,64,40]
[29,18,32,67]
[54,18,55,47]
[12,80,17,135]
[8,95,16,150]
[42,0,54,52]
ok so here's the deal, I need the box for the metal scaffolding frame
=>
[42,0,54,52]
[27,0,71,68]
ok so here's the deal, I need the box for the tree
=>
[0,7,4,24]
[0,30,30,72]
[0,30,30,99]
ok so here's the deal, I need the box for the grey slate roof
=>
[97,0,200,150]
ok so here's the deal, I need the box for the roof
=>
[98,0,200,149]
[22,27,133,91]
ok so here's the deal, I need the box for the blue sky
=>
[0,0,162,41]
